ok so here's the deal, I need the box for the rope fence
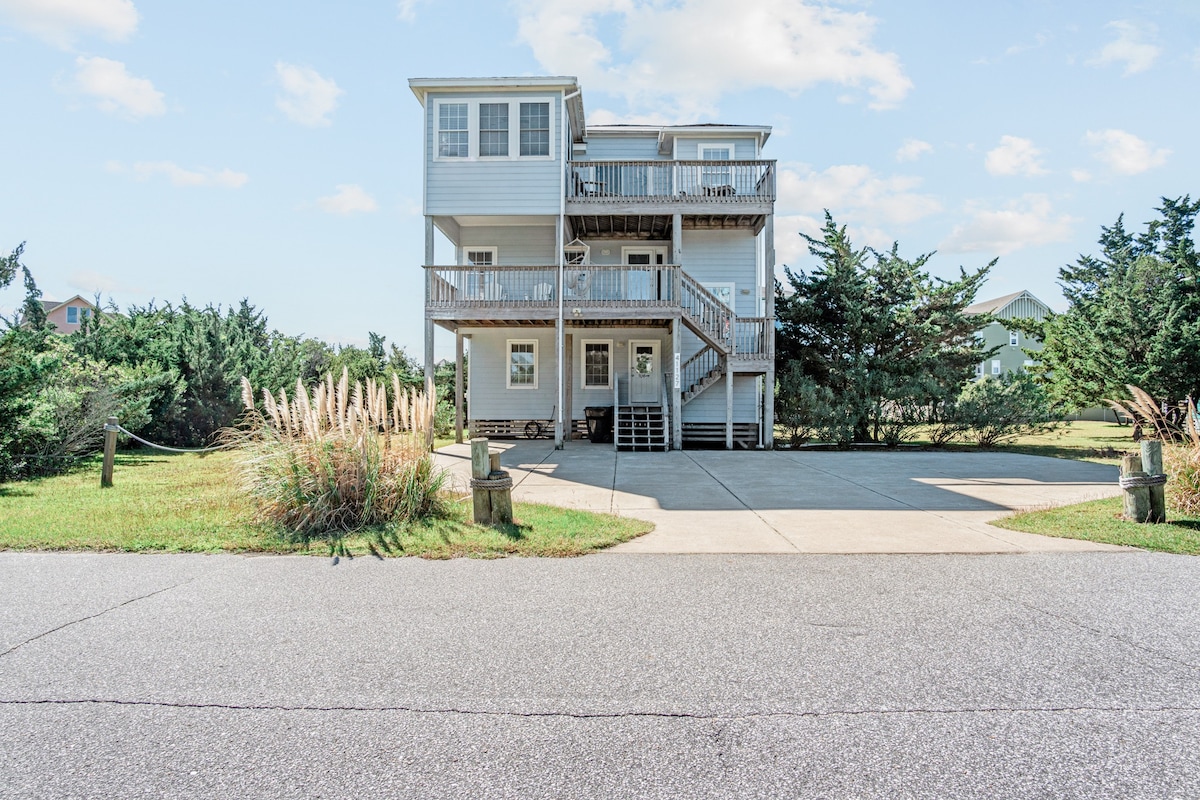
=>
[104,423,231,454]
[100,417,231,488]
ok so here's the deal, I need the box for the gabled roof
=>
[965,290,1051,318]
[39,295,97,314]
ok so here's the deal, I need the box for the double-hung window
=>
[520,102,550,157]
[1009,330,1019,347]
[698,142,734,190]
[438,103,469,158]
[508,340,538,389]
[479,103,509,157]
[582,340,612,389]
[66,306,79,324]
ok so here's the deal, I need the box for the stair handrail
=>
[679,271,733,351]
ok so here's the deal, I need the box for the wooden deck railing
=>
[681,346,721,395]
[568,160,775,203]
[679,271,733,350]
[732,317,772,360]
[426,264,680,310]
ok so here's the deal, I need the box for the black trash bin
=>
[585,406,614,443]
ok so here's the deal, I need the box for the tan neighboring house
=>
[39,295,97,334]
[964,290,1050,379]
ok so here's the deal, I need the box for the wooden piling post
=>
[100,416,118,488]
[1141,440,1166,523]
[1121,453,1151,523]
[471,438,492,524]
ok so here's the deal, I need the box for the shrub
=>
[232,371,448,538]
[955,373,1056,447]
[1110,387,1200,516]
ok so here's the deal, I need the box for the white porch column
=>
[763,213,775,448]
[671,317,682,449]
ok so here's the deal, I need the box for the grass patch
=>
[983,420,1138,466]
[0,449,652,557]
[992,496,1200,555]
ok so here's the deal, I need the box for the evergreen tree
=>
[1038,196,1200,408]
[775,213,992,444]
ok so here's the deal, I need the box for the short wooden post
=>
[486,450,513,525]
[1121,453,1151,523]
[471,438,491,524]
[100,416,118,488]
[1141,440,1166,523]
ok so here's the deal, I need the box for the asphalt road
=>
[2,550,1198,798]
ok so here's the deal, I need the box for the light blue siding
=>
[681,229,759,317]
[459,226,556,264]
[673,137,759,159]
[683,374,760,423]
[583,135,662,161]
[424,90,564,216]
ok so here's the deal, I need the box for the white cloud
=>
[940,194,1076,255]
[274,62,342,127]
[72,55,164,119]
[895,138,932,162]
[1070,168,1092,183]
[396,0,425,22]
[0,0,137,48]
[773,163,941,266]
[984,135,1047,176]
[110,160,248,188]
[516,0,912,120]
[1088,20,1160,75]
[68,269,132,294]
[316,184,377,215]
[1084,129,1170,175]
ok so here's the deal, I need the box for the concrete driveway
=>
[435,442,1128,554]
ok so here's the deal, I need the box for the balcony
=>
[425,264,772,366]
[566,160,774,231]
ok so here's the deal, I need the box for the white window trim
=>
[991,359,1002,376]
[507,339,539,390]
[580,339,613,390]
[702,282,735,310]
[463,246,498,266]
[66,306,79,324]
[696,141,736,160]
[1009,330,1019,347]
[432,97,555,163]
[620,245,667,264]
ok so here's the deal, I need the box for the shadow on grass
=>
[0,486,35,498]
[1168,519,1200,531]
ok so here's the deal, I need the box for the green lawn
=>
[0,449,652,557]
[979,419,1137,466]
[993,496,1200,554]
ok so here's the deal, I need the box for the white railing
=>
[568,160,775,203]
[426,265,680,310]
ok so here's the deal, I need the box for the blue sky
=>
[1,0,1196,360]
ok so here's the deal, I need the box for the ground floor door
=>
[629,340,660,404]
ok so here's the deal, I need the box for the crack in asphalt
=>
[0,581,193,659]
[975,586,1200,673]
[3,697,1198,720]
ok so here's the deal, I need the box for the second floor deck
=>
[566,159,774,214]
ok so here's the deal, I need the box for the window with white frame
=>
[520,102,550,156]
[991,359,1001,375]
[433,98,554,161]
[438,102,469,158]
[479,103,509,157]
[1009,330,1019,346]
[507,340,538,389]
[976,362,984,378]
[702,282,734,310]
[698,142,734,189]
[465,248,496,266]
[66,306,79,324]
[581,340,612,389]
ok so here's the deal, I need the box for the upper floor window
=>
[1009,330,1019,346]
[432,98,554,162]
[438,103,468,158]
[479,103,509,157]
[66,306,79,324]
[520,102,550,157]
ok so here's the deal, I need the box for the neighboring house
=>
[410,76,776,450]
[39,295,97,334]
[964,290,1050,379]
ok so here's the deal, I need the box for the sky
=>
[1,0,1197,360]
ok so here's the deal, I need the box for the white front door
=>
[629,340,660,404]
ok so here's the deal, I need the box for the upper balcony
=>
[565,160,775,222]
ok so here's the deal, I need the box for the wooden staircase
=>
[680,344,725,406]
[614,405,669,451]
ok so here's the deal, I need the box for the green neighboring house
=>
[964,290,1050,379]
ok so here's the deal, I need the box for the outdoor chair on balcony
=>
[532,283,553,301]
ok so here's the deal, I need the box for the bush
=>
[954,373,1056,447]
[232,371,448,539]
[1111,388,1200,516]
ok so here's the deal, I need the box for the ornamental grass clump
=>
[232,370,448,538]
[1109,386,1200,517]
